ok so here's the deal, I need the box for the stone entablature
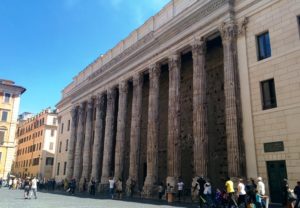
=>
[60,0,232,102]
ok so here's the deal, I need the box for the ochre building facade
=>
[0,80,25,179]
[55,0,300,203]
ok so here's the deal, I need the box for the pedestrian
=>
[282,179,290,207]
[294,181,300,208]
[194,176,206,208]
[90,178,96,196]
[0,177,2,188]
[177,178,184,202]
[257,177,268,208]
[158,182,164,199]
[246,178,256,204]
[225,176,237,208]
[237,178,247,207]
[108,177,115,199]
[31,177,38,199]
[115,178,123,199]
[8,178,13,189]
[255,189,263,208]
[69,178,76,195]
[24,178,31,199]
[203,180,213,206]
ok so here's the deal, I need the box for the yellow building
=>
[13,109,58,179]
[0,79,25,179]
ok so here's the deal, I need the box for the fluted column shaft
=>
[80,99,94,186]
[128,73,143,186]
[66,107,77,179]
[192,39,208,177]
[91,93,106,183]
[114,81,129,180]
[144,64,160,191]
[167,54,181,186]
[101,89,117,184]
[220,21,243,177]
[73,104,85,181]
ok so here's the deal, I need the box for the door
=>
[266,160,287,203]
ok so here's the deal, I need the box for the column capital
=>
[132,73,143,87]
[149,63,161,79]
[119,81,128,93]
[219,18,248,42]
[96,92,106,106]
[107,88,117,101]
[191,37,206,56]
[168,53,181,70]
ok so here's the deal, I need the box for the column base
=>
[191,177,200,202]
[126,177,138,197]
[79,178,88,192]
[142,175,157,198]
[166,176,177,192]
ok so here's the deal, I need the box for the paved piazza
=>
[0,188,197,208]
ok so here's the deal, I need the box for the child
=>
[255,190,262,208]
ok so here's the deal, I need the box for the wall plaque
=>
[264,141,284,152]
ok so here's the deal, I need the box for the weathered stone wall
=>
[157,65,169,185]
[139,75,149,189]
[180,52,194,188]
[123,83,133,183]
[206,37,227,187]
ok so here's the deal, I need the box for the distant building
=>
[18,112,34,121]
[0,79,25,179]
[13,109,58,179]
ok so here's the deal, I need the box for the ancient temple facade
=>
[55,0,300,202]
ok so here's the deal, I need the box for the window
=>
[51,129,55,137]
[1,110,8,122]
[257,31,271,60]
[32,158,39,166]
[53,118,57,125]
[0,130,5,144]
[61,123,64,134]
[261,79,277,110]
[45,157,54,166]
[65,139,69,151]
[57,162,60,175]
[67,120,70,131]
[63,162,67,175]
[3,93,11,103]
[49,142,54,150]
[59,141,62,153]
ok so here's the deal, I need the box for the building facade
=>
[0,79,25,179]
[13,109,58,179]
[56,0,300,203]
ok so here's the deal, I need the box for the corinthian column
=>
[167,54,181,187]
[90,93,106,186]
[114,81,129,180]
[80,98,94,191]
[101,88,117,185]
[220,21,244,177]
[192,38,208,177]
[66,106,77,180]
[127,73,143,190]
[143,63,160,197]
[73,103,85,181]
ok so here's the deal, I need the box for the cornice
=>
[59,0,233,105]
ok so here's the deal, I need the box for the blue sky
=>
[0,0,169,114]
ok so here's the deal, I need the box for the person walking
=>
[90,178,96,196]
[24,178,31,199]
[108,177,115,199]
[0,177,2,188]
[294,181,300,208]
[31,177,38,199]
[225,176,237,208]
[257,177,268,208]
[69,178,76,195]
[177,178,184,202]
[237,178,247,207]
[158,182,164,199]
[194,176,206,208]
[203,180,212,206]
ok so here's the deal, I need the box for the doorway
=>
[266,160,287,203]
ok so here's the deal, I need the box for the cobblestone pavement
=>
[0,188,197,208]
